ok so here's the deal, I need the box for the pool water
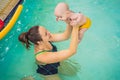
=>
[0,0,120,80]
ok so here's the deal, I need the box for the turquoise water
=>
[0,0,120,80]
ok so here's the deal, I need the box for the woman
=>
[19,25,79,80]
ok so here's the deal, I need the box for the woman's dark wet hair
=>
[18,26,42,49]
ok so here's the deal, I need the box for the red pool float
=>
[0,19,4,30]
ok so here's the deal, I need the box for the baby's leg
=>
[78,28,88,43]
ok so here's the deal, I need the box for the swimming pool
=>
[0,0,120,80]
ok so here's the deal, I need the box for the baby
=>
[54,2,91,42]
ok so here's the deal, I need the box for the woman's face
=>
[38,27,52,42]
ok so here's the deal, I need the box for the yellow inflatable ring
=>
[0,5,23,40]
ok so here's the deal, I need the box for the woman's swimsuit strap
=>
[35,50,49,56]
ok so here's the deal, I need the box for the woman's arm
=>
[36,26,79,64]
[50,24,72,42]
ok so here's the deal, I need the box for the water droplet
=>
[18,21,21,24]
[17,27,21,31]
[5,47,9,52]
[25,9,29,13]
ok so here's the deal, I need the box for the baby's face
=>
[55,13,66,21]
[55,12,70,21]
